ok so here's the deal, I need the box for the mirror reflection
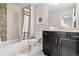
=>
[49,3,77,29]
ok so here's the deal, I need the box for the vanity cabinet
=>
[43,31,59,56]
[43,31,79,56]
[43,32,58,55]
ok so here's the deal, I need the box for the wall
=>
[7,4,23,40]
[34,4,49,35]
[29,4,35,38]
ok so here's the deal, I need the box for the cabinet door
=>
[43,36,58,56]
[61,38,79,56]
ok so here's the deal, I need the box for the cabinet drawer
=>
[72,33,79,40]
[43,31,58,37]
[58,32,67,38]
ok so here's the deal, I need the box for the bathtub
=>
[0,38,43,56]
[0,40,30,56]
[0,39,20,48]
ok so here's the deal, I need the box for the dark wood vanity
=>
[43,31,79,56]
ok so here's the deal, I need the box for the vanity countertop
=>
[44,29,79,33]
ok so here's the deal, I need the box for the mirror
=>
[60,12,73,28]
[49,3,78,29]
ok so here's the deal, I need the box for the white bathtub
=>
[0,38,43,56]
[0,39,20,48]
[0,40,30,56]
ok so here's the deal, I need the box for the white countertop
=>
[44,28,79,33]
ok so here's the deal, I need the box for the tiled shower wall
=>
[0,3,7,41]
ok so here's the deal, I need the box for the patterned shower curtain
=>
[0,3,7,41]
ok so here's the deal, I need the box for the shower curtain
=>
[0,3,7,41]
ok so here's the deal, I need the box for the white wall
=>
[34,4,49,34]
[7,4,23,40]
[29,4,35,37]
